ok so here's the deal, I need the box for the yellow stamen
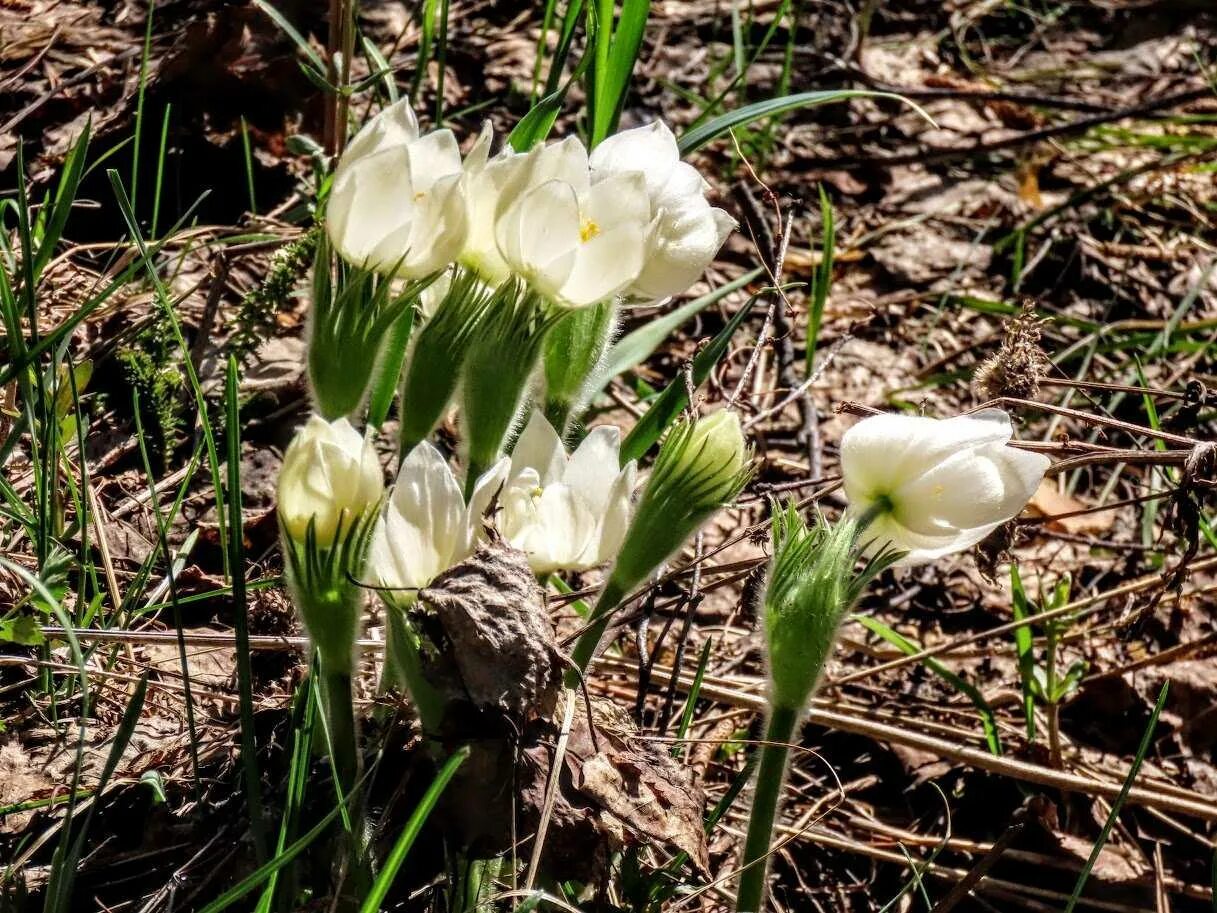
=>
[579,219,600,243]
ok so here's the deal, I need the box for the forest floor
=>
[3,1,1217,911]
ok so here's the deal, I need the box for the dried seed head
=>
[972,301,1049,402]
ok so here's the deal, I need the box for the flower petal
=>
[510,411,566,485]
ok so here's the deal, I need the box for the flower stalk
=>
[733,507,901,912]
[460,280,560,494]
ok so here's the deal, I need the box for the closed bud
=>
[570,410,751,671]
[277,415,384,550]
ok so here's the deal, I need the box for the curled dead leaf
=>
[417,542,561,721]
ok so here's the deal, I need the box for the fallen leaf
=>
[419,542,561,721]
[1027,481,1116,535]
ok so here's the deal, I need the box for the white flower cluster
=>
[326,101,735,306]
[278,410,637,590]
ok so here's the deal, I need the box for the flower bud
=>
[570,410,750,671]
[840,408,1050,565]
[277,415,384,549]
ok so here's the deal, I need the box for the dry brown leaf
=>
[1027,481,1116,535]
[1055,833,1143,883]
[419,542,561,721]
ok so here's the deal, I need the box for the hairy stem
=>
[736,704,799,913]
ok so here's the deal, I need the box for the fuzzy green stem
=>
[567,577,626,683]
[317,665,359,800]
[736,704,800,913]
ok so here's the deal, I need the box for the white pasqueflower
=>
[367,441,504,601]
[840,409,1051,565]
[491,412,637,575]
[327,99,468,277]
[589,120,735,302]
[492,136,652,308]
[277,415,384,548]
[458,123,530,283]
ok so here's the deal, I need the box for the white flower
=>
[458,123,531,283]
[492,412,637,575]
[840,409,1051,565]
[367,441,505,601]
[327,99,467,277]
[278,415,384,548]
[492,136,652,307]
[590,120,735,302]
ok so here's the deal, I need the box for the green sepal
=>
[399,265,495,453]
[308,235,433,421]
[763,503,902,711]
[281,503,379,676]
[542,299,617,433]
[460,279,564,489]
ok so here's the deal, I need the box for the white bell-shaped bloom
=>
[367,441,504,601]
[590,120,735,302]
[492,136,652,308]
[278,415,384,548]
[489,412,637,574]
[458,123,531,283]
[327,99,468,277]
[841,409,1050,565]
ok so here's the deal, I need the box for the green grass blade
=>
[1063,681,1169,913]
[1009,564,1038,741]
[226,356,267,861]
[256,675,317,912]
[129,0,156,214]
[856,615,1003,757]
[44,676,148,913]
[674,639,713,752]
[589,0,651,145]
[240,117,258,215]
[806,184,833,366]
[619,291,760,465]
[593,268,761,395]
[196,799,346,913]
[151,103,172,239]
[32,123,91,280]
[677,90,926,155]
[251,0,326,73]
[357,745,470,913]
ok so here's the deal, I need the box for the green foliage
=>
[856,615,1003,756]
[228,226,319,362]
[677,90,925,156]
[619,291,760,465]
[763,505,899,711]
[586,0,652,146]
[1010,567,1086,744]
[590,268,762,401]
[807,184,834,367]
[116,327,186,471]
